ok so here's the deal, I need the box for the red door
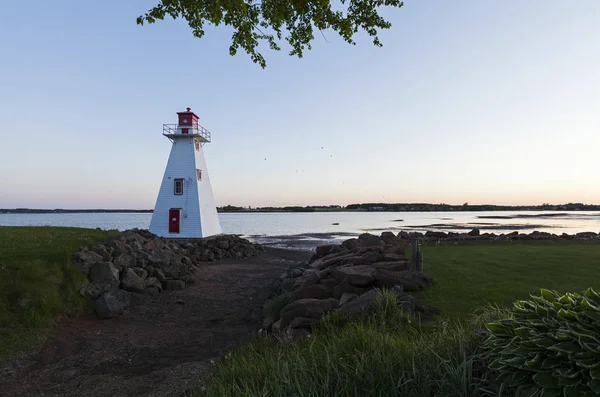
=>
[168,209,180,233]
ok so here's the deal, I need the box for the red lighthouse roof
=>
[176,107,199,127]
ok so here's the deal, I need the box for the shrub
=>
[483,288,600,397]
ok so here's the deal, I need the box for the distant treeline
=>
[2,203,599,214]
[218,202,600,213]
[0,209,153,214]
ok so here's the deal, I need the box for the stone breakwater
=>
[400,229,600,241]
[72,229,264,319]
[262,232,437,340]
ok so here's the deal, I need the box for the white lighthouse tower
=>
[149,108,221,238]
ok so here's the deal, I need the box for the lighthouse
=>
[149,108,221,238]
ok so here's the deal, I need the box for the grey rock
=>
[331,265,376,287]
[374,270,432,291]
[88,262,120,284]
[279,298,338,328]
[132,267,148,280]
[217,240,229,250]
[289,317,319,329]
[291,284,332,301]
[94,289,130,319]
[146,277,163,292]
[154,268,167,283]
[337,289,381,316]
[339,292,359,306]
[121,268,146,292]
[80,282,115,299]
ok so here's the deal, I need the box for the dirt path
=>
[0,248,308,397]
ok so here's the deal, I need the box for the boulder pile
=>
[72,229,263,319]
[263,232,436,336]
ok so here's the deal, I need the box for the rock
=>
[331,265,376,287]
[163,280,186,290]
[316,244,335,258]
[146,277,163,292]
[298,272,321,289]
[288,268,304,278]
[94,289,130,319]
[121,268,146,292]
[398,294,415,312]
[339,292,359,306]
[360,251,383,265]
[279,298,338,328]
[217,240,229,250]
[291,285,332,301]
[425,231,447,238]
[113,254,134,270]
[262,316,275,329]
[468,228,480,237]
[132,267,148,280]
[310,252,357,270]
[154,269,167,283]
[371,261,412,272]
[73,249,103,266]
[88,262,120,284]
[374,270,432,291]
[381,252,406,262]
[341,238,358,250]
[72,249,104,275]
[332,280,362,299]
[337,289,380,316]
[80,282,115,299]
[91,246,113,262]
[271,319,282,333]
[357,233,385,247]
[289,317,319,329]
[380,231,401,245]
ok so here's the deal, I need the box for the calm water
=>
[1,211,599,239]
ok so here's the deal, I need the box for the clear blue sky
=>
[1,0,599,209]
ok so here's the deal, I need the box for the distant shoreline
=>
[1,203,600,214]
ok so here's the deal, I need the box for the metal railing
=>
[162,124,211,142]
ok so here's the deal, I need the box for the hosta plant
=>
[484,288,600,397]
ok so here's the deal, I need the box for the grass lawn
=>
[415,240,600,320]
[0,226,118,359]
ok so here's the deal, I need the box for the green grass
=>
[415,240,600,320]
[196,240,600,397]
[197,290,512,397]
[0,226,118,359]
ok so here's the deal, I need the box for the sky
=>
[0,0,599,209]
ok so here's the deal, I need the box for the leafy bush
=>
[484,288,600,397]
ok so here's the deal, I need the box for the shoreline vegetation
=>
[2,202,600,214]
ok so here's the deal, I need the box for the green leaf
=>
[588,379,600,393]
[541,289,559,301]
[485,322,512,335]
[542,358,563,369]
[584,287,600,302]
[563,384,587,397]
[590,367,600,380]
[552,341,581,354]
[541,387,561,397]
[515,327,534,338]
[533,372,559,388]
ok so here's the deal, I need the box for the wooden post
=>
[411,237,423,273]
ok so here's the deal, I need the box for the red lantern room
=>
[176,107,199,128]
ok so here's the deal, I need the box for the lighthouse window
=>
[195,140,200,151]
[174,178,184,195]
[197,169,202,181]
